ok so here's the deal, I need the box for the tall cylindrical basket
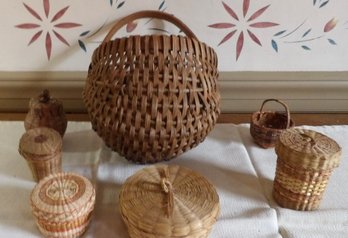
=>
[19,127,62,182]
[273,128,342,210]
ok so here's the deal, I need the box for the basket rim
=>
[94,34,217,60]
[275,128,342,167]
[251,111,295,131]
[31,172,95,219]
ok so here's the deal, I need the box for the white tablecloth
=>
[0,121,347,238]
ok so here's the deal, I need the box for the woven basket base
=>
[27,156,61,182]
[127,226,214,238]
[273,157,332,211]
[36,215,92,238]
[273,181,323,211]
[121,208,218,238]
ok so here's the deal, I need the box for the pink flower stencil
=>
[209,0,278,60]
[16,0,81,60]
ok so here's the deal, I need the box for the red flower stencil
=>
[16,0,81,60]
[209,0,278,60]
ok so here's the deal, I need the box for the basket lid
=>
[119,164,220,237]
[19,127,62,158]
[31,172,95,222]
[29,89,63,109]
[276,128,342,169]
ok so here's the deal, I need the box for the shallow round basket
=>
[273,128,342,211]
[30,172,96,238]
[250,99,294,148]
[119,164,220,238]
[83,11,220,164]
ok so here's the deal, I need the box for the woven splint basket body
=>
[83,11,220,163]
[273,128,342,210]
[250,99,294,148]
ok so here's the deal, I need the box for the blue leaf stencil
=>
[328,39,337,45]
[78,40,87,52]
[80,31,90,37]
[301,45,311,50]
[302,29,311,38]
[271,40,278,52]
[274,30,286,37]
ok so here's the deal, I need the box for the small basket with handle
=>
[250,99,294,148]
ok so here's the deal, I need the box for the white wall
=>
[0,0,348,112]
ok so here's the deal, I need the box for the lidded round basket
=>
[250,99,294,148]
[273,128,342,210]
[119,164,220,238]
[30,172,96,238]
[19,127,62,182]
[25,89,67,137]
[83,11,220,164]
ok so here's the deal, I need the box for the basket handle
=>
[259,99,291,128]
[102,10,198,43]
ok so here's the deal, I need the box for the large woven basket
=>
[273,128,342,210]
[250,99,294,148]
[119,164,220,238]
[83,11,220,163]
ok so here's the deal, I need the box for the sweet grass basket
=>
[273,128,342,210]
[119,164,220,238]
[250,99,294,148]
[19,127,62,182]
[31,172,96,237]
[83,11,220,163]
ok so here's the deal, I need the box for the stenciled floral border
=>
[208,0,339,61]
[77,0,167,52]
[15,0,343,62]
[15,0,81,60]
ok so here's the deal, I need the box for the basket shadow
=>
[261,177,278,206]
[86,180,128,238]
[236,125,279,206]
[63,130,103,153]
[85,147,134,237]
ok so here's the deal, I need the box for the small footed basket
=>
[83,11,220,163]
[250,99,294,148]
